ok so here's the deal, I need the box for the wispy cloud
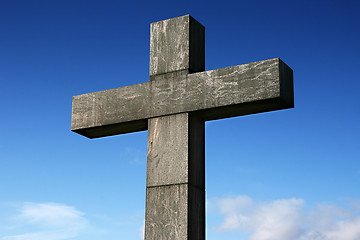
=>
[213,195,360,240]
[138,220,145,240]
[2,202,90,240]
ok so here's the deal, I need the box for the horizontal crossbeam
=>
[71,58,293,138]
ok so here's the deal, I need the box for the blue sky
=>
[1,0,360,239]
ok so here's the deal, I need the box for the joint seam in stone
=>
[146,182,204,190]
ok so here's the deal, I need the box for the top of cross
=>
[150,15,204,76]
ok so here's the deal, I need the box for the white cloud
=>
[213,196,360,240]
[138,220,145,240]
[3,230,78,240]
[2,202,89,240]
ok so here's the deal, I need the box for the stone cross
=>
[71,15,294,240]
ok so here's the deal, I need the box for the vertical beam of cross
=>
[145,15,206,240]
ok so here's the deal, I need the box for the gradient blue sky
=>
[1,1,360,240]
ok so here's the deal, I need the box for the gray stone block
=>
[145,184,205,240]
[147,113,204,188]
[188,185,205,240]
[145,184,188,240]
[71,58,293,138]
[147,114,189,186]
[150,15,205,76]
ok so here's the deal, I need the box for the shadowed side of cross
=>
[71,15,293,240]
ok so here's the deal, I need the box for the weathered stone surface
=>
[146,111,205,240]
[188,185,205,240]
[147,113,204,187]
[147,114,189,186]
[145,184,205,240]
[150,15,205,76]
[145,184,188,240]
[71,58,293,138]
